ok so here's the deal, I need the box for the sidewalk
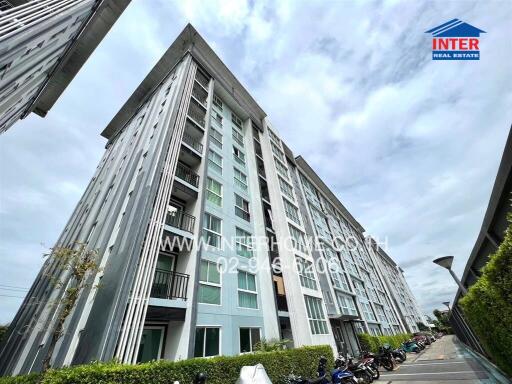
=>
[376,335,508,383]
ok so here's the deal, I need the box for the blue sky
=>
[0,0,511,323]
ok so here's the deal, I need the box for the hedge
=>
[0,345,333,384]
[459,213,512,376]
[357,333,412,353]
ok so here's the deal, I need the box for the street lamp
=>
[432,256,468,295]
[442,301,451,310]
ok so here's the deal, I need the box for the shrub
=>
[357,333,412,353]
[0,345,333,384]
[459,213,512,376]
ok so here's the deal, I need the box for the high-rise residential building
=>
[369,241,428,333]
[0,0,130,134]
[0,24,425,375]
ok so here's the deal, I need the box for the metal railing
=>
[187,100,206,128]
[175,162,199,187]
[0,1,13,12]
[150,269,189,300]
[195,69,209,89]
[276,294,288,312]
[0,0,93,39]
[165,210,196,233]
[192,82,208,107]
[182,131,203,153]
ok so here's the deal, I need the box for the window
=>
[233,146,246,166]
[279,177,294,200]
[304,295,328,334]
[235,227,252,258]
[353,279,367,299]
[213,94,223,110]
[234,168,248,190]
[361,302,376,321]
[271,142,285,162]
[232,113,243,129]
[240,328,261,353]
[194,327,220,357]
[208,149,222,174]
[234,194,250,221]
[232,128,244,147]
[288,224,307,253]
[268,128,280,144]
[206,178,222,206]
[336,292,358,316]
[238,270,257,308]
[203,213,222,248]
[283,199,301,224]
[212,110,223,125]
[198,260,221,305]
[210,127,223,148]
[274,158,289,178]
[296,256,317,290]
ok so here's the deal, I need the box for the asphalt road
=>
[376,335,499,383]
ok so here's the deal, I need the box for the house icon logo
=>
[425,19,486,60]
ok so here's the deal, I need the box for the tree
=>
[0,324,9,343]
[416,322,429,332]
[41,244,100,373]
[432,309,452,333]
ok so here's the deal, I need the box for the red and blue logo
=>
[425,19,485,60]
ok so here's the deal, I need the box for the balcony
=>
[187,100,206,128]
[166,210,196,233]
[151,269,189,300]
[195,69,209,89]
[182,131,203,154]
[175,162,199,188]
[192,82,208,108]
[276,294,289,312]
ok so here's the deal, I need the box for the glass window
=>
[210,127,223,148]
[203,213,222,248]
[206,177,222,206]
[208,149,222,174]
[274,158,289,178]
[212,110,223,126]
[283,198,301,224]
[336,292,358,316]
[232,128,244,147]
[234,168,248,190]
[271,142,285,162]
[240,328,261,353]
[235,194,250,221]
[233,146,246,166]
[288,224,308,253]
[296,256,317,290]
[278,177,294,200]
[213,94,223,110]
[235,227,253,258]
[194,327,220,357]
[198,260,221,305]
[238,270,257,308]
[268,128,280,144]
[304,295,328,334]
[232,113,243,129]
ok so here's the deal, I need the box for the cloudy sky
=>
[0,0,511,324]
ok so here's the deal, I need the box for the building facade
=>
[0,0,130,134]
[0,24,425,375]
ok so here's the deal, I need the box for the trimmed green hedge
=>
[0,345,333,384]
[459,213,512,376]
[357,333,412,353]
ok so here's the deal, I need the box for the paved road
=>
[376,335,500,383]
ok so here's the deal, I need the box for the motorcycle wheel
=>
[382,359,394,371]
[364,371,374,383]
[369,367,380,380]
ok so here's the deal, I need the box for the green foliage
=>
[459,213,512,376]
[0,345,332,384]
[253,338,292,352]
[432,309,452,333]
[0,324,9,343]
[357,333,412,353]
[416,322,430,332]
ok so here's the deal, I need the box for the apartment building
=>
[0,0,130,134]
[370,242,428,333]
[0,24,424,375]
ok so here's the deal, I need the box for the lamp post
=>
[432,256,468,295]
[442,301,451,310]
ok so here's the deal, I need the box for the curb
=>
[456,337,511,384]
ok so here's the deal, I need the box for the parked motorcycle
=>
[377,344,396,371]
[392,347,406,363]
[402,340,421,353]
[284,357,329,384]
[359,351,380,380]
[333,356,364,384]
[345,354,374,383]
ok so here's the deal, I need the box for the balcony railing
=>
[151,269,189,300]
[166,210,196,233]
[192,82,208,107]
[276,294,288,312]
[195,70,209,89]
[182,132,203,153]
[175,162,199,187]
[187,100,206,128]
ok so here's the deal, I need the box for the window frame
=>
[233,167,248,190]
[234,193,250,221]
[237,270,258,309]
[194,326,221,358]
[198,259,222,305]
[206,177,222,207]
[304,295,328,335]
[203,213,222,248]
[239,327,261,354]
[208,148,223,174]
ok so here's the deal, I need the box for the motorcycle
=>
[333,356,365,384]
[377,344,396,371]
[392,347,406,363]
[359,351,380,380]
[402,340,421,353]
[345,354,374,383]
[284,356,329,384]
